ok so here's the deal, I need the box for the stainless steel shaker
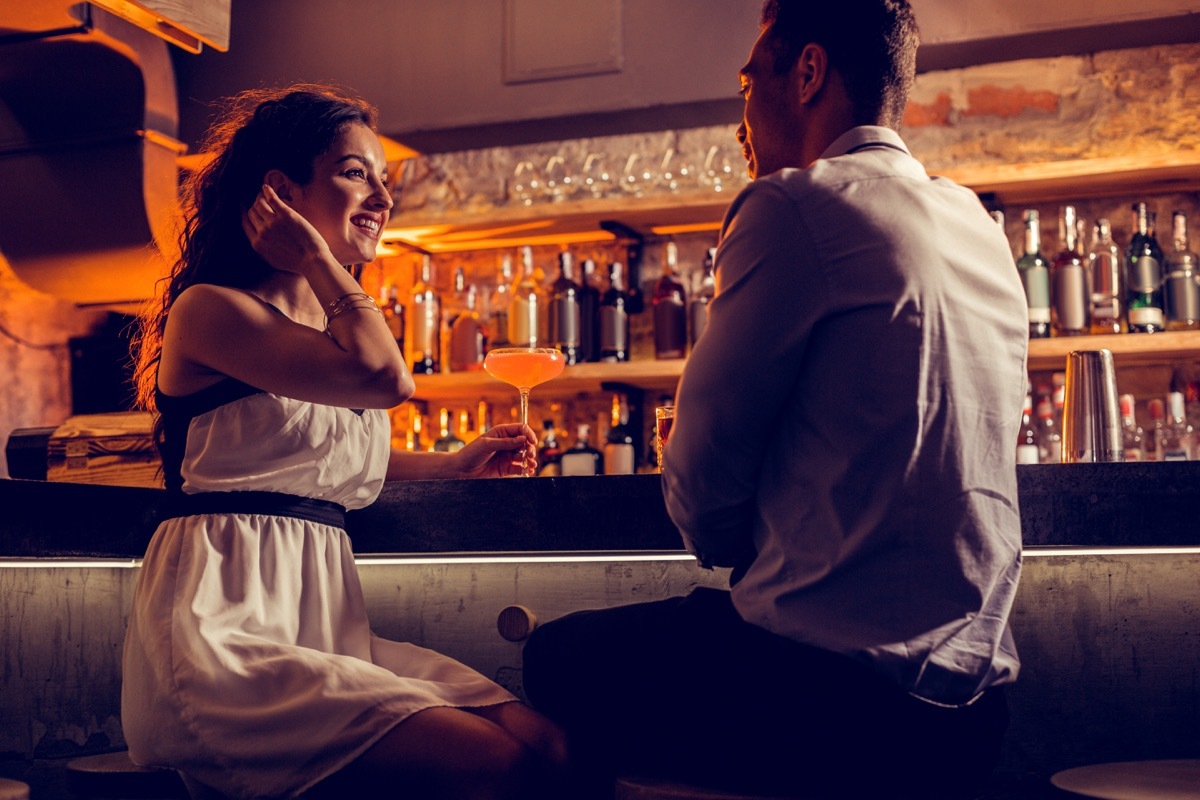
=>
[1061,349,1124,462]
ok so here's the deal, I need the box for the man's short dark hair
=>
[760,0,919,128]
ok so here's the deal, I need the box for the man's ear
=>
[263,169,293,202]
[793,42,828,105]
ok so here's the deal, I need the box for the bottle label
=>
[603,444,636,475]
[1027,307,1051,324]
[508,294,537,346]
[408,293,439,358]
[1128,306,1165,327]
[560,452,599,476]
[1021,266,1050,313]
[1052,265,1088,332]
[599,305,628,352]
[1016,444,1040,465]
[551,297,581,348]
[1165,272,1200,323]
[1129,256,1163,292]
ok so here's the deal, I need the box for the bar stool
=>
[0,777,30,800]
[65,751,188,799]
[1050,759,1200,799]
[615,776,801,800]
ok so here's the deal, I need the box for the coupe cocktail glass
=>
[482,347,566,430]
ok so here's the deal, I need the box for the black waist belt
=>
[160,491,347,529]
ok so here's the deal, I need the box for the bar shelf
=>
[1027,330,1200,372]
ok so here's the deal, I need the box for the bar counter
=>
[1,462,1198,558]
[1,465,1198,797]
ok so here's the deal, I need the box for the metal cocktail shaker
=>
[1061,349,1123,463]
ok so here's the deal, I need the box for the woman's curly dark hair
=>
[131,84,378,411]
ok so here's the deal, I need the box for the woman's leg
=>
[468,700,569,770]
[307,705,547,800]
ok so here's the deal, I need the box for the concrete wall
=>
[2,551,1197,782]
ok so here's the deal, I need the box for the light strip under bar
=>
[3,547,1199,570]
[1023,546,1200,557]
[0,558,142,569]
[356,551,698,566]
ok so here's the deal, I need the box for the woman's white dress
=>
[121,386,516,799]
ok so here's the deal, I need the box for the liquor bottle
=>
[1164,210,1200,331]
[448,285,488,372]
[446,265,468,328]
[475,401,491,437]
[508,246,545,347]
[1119,394,1144,462]
[559,423,603,476]
[599,262,631,362]
[381,283,405,354]
[1126,202,1166,333]
[548,251,582,364]
[1051,205,1090,337]
[689,247,716,347]
[602,393,636,475]
[652,241,688,359]
[406,406,427,452]
[406,255,441,374]
[1158,391,1195,461]
[536,419,562,477]
[1017,210,1052,339]
[488,253,513,350]
[1036,395,1061,464]
[1087,218,1125,334]
[578,258,601,362]
[433,407,465,452]
[1145,399,1166,461]
[1016,390,1041,465]
[457,409,476,444]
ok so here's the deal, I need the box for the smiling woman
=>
[120,84,563,800]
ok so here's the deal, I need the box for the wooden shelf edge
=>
[938,151,1200,205]
[1027,330,1200,372]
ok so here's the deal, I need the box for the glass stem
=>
[519,388,530,429]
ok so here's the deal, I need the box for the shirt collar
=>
[819,126,911,160]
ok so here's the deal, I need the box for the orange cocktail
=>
[483,347,566,430]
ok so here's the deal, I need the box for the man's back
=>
[663,126,1028,705]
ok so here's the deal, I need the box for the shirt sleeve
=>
[661,178,828,568]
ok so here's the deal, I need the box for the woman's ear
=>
[263,169,293,202]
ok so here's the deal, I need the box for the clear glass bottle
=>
[548,251,582,364]
[406,255,441,374]
[1146,398,1166,461]
[1119,393,1144,462]
[599,262,631,362]
[1017,210,1052,339]
[448,285,488,372]
[1051,205,1090,337]
[432,407,465,452]
[488,253,513,350]
[578,258,601,363]
[603,393,637,475]
[1036,395,1062,464]
[652,241,688,359]
[1087,218,1125,334]
[1016,390,1041,465]
[1126,202,1166,333]
[559,423,603,476]
[1158,391,1195,461]
[508,246,545,347]
[688,246,716,347]
[1164,210,1200,332]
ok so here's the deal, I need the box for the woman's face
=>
[287,121,392,266]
